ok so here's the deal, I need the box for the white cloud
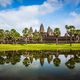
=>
[70,11,78,17]
[0,0,12,7]
[0,0,63,34]
[1,0,79,35]
[39,0,62,14]
[65,11,80,28]
[0,5,41,34]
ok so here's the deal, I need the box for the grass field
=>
[0,44,80,51]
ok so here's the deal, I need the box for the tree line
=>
[0,24,80,45]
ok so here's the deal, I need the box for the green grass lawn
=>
[0,44,80,51]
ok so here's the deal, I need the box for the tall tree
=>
[65,25,75,46]
[0,29,5,43]
[22,28,29,43]
[54,28,61,44]
[39,24,44,33]
[10,29,20,44]
[5,30,10,44]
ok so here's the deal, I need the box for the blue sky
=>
[0,0,80,35]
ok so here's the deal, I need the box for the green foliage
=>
[23,58,30,67]
[5,30,10,39]
[65,58,75,69]
[0,29,4,40]
[10,29,20,41]
[65,25,75,36]
[53,58,61,67]
[22,28,29,37]
[33,32,42,40]
[74,29,80,36]
[54,28,61,37]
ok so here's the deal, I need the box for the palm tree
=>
[14,31,20,43]
[65,25,75,46]
[10,29,20,44]
[54,28,61,44]
[22,28,29,43]
[0,29,5,43]
[5,30,10,44]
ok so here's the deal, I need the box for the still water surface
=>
[0,50,80,80]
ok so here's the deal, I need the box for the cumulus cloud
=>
[70,11,78,17]
[0,5,40,33]
[0,0,63,34]
[39,0,63,14]
[0,0,80,34]
[65,11,80,28]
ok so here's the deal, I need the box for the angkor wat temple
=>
[0,24,80,44]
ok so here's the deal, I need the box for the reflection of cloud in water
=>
[29,59,41,69]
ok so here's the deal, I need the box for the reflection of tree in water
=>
[77,51,80,57]
[29,56,33,63]
[65,58,75,69]
[65,50,80,69]
[0,51,6,57]
[52,50,61,67]
[23,57,30,67]
[10,54,20,65]
[64,51,69,58]
[5,51,21,65]
[33,51,40,60]
[0,56,5,64]
[74,54,80,63]
[53,57,61,67]
[47,54,53,64]
[55,51,59,58]
[0,50,80,69]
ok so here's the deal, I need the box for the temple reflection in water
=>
[0,50,80,69]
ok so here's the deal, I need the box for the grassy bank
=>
[0,44,80,51]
